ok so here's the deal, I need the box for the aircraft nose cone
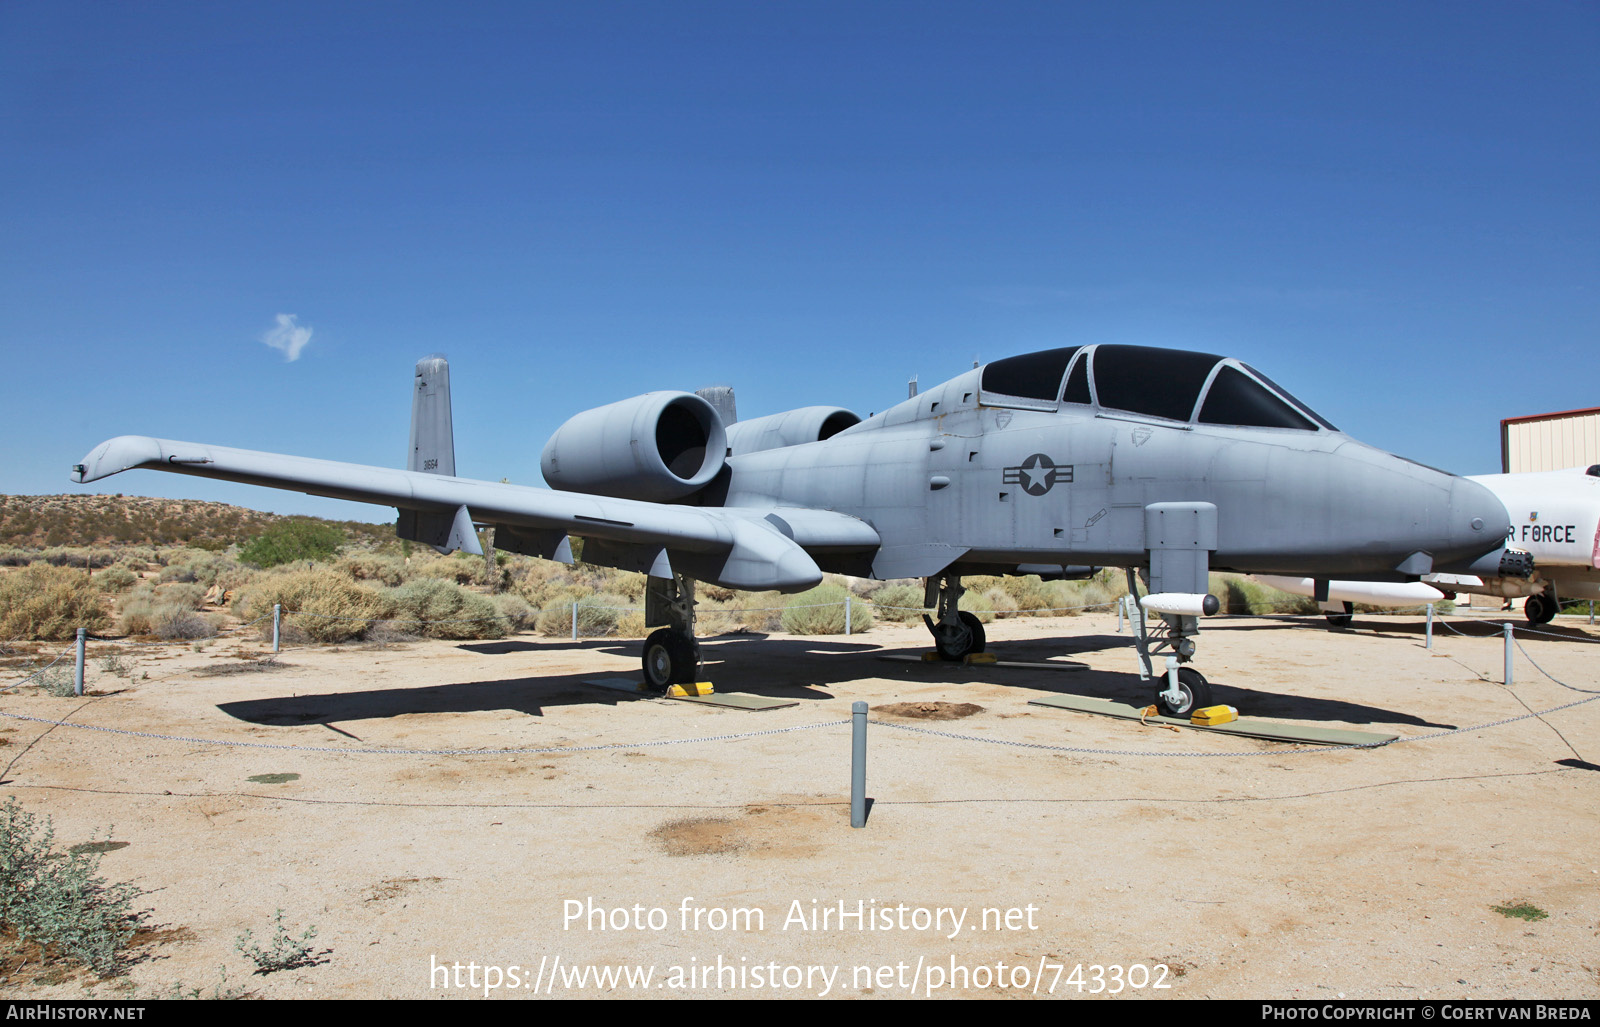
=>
[1449,474,1511,561]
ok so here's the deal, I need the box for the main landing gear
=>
[1323,601,1354,629]
[641,573,701,688]
[1125,568,1214,718]
[922,573,986,660]
[1524,590,1558,626]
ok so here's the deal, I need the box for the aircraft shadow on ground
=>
[217,629,1451,730]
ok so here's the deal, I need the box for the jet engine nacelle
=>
[726,405,861,457]
[541,391,727,502]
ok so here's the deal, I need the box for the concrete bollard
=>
[1425,603,1433,649]
[844,595,852,636]
[74,627,85,697]
[1503,621,1514,687]
[571,601,579,641]
[851,701,867,829]
[272,603,281,653]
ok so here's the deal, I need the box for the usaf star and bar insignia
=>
[1002,453,1073,496]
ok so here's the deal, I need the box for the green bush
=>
[0,798,148,975]
[0,565,110,640]
[238,521,346,569]
[780,584,874,635]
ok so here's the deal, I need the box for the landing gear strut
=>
[1125,568,1214,718]
[642,573,700,688]
[922,573,986,660]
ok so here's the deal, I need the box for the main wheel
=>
[642,628,698,688]
[1156,667,1213,718]
[1524,593,1557,626]
[931,611,987,661]
[1324,601,1354,628]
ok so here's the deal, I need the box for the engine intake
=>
[725,406,861,456]
[541,391,727,502]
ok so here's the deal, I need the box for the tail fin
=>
[409,354,456,476]
[695,385,737,426]
[399,354,480,555]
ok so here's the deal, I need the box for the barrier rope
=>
[0,709,850,757]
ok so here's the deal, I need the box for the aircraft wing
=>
[70,435,879,592]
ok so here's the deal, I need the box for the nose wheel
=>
[1156,666,1212,718]
[1323,601,1354,628]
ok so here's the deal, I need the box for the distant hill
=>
[0,494,396,550]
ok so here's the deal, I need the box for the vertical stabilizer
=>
[696,385,737,426]
[410,354,456,476]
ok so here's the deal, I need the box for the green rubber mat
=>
[877,654,1087,671]
[1027,693,1398,746]
[582,678,796,711]
[667,692,797,711]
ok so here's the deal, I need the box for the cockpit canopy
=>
[979,344,1337,431]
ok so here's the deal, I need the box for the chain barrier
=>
[0,708,849,757]
[0,645,76,693]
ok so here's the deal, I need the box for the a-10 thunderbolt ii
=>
[71,344,1523,716]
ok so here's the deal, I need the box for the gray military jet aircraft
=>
[72,345,1520,715]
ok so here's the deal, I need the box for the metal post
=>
[74,628,85,696]
[571,601,579,640]
[844,594,852,635]
[1503,622,1514,687]
[1425,603,1433,649]
[850,701,867,829]
[272,603,281,653]
[1589,600,1594,625]
[1117,596,1125,632]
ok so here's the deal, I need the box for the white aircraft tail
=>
[409,354,456,476]
[399,354,480,555]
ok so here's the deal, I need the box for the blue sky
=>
[3,1,1596,521]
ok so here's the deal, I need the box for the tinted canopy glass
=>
[1238,363,1337,431]
[1092,345,1220,422]
[1062,355,1091,405]
[1198,366,1317,430]
[981,347,1079,402]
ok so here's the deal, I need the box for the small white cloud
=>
[260,313,313,361]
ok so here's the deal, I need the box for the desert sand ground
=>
[2,608,1597,1001]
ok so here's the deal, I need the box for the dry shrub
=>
[871,584,927,622]
[983,587,1020,619]
[0,565,110,640]
[958,589,994,623]
[411,554,484,586]
[535,593,630,637]
[1000,575,1057,616]
[780,584,874,635]
[93,565,139,593]
[386,579,507,640]
[239,570,395,643]
[492,593,535,632]
[334,553,409,587]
